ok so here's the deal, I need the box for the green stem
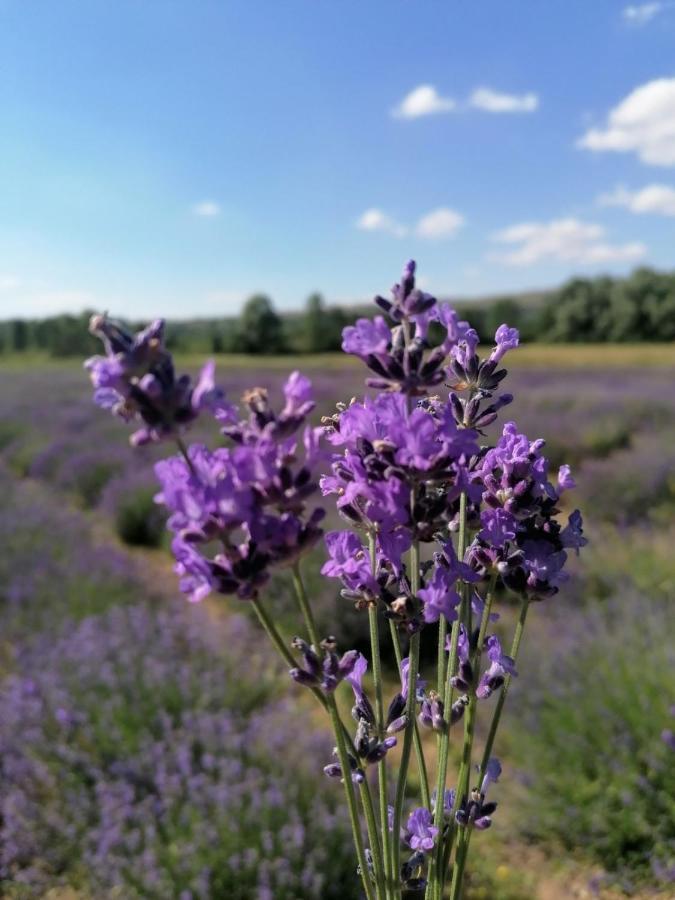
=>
[427,492,468,900]
[291,562,321,648]
[175,436,197,477]
[388,619,431,810]
[447,589,526,900]
[448,829,469,900]
[250,596,298,671]
[479,596,530,781]
[367,538,392,898]
[442,575,497,897]
[290,564,386,897]
[327,696,378,900]
[391,536,421,895]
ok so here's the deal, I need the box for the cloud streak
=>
[622,3,669,25]
[469,87,539,113]
[355,208,408,237]
[392,84,538,119]
[391,85,456,119]
[356,207,465,240]
[416,207,465,238]
[599,184,675,216]
[490,218,646,266]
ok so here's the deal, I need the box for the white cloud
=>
[578,78,675,166]
[0,274,21,291]
[416,207,465,239]
[356,208,407,237]
[599,184,675,216]
[391,84,456,119]
[192,200,221,217]
[622,3,667,25]
[469,87,539,113]
[490,218,647,267]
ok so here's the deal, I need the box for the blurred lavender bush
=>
[1,602,356,898]
[511,594,675,892]
[0,461,357,898]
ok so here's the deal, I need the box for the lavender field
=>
[1,349,674,899]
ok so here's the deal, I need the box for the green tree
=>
[238,294,286,354]
[10,319,28,351]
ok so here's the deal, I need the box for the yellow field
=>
[184,342,675,370]
[0,343,673,372]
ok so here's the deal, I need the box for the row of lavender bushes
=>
[2,366,675,538]
[0,471,358,898]
[1,353,674,892]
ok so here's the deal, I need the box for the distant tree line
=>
[1,267,673,357]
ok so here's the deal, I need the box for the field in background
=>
[0,345,673,898]
[0,342,673,372]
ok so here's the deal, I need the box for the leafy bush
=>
[510,594,675,891]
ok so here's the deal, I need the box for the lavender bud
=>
[289,667,317,687]
[387,714,408,734]
[450,694,470,725]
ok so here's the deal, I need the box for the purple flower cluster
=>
[467,421,587,600]
[455,759,502,831]
[154,372,325,601]
[85,315,235,445]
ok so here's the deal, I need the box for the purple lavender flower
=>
[478,508,517,549]
[404,807,439,852]
[400,657,426,701]
[418,563,461,624]
[480,758,502,797]
[290,636,360,694]
[476,637,517,700]
[557,464,576,492]
[418,692,445,731]
[321,532,378,595]
[85,315,235,444]
[152,375,325,602]
[456,758,502,831]
[489,325,520,364]
[341,316,392,360]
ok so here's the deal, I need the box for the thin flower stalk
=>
[391,533,421,888]
[291,563,387,897]
[367,535,393,897]
[388,619,431,810]
[444,576,498,897]
[427,490,469,900]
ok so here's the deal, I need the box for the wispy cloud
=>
[391,84,456,119]
[355,208,408,237]
[0,274,21,291]
[393,84,539,119]
[192,200,221,217]
[599,184,675,216]
[469,87,539,113]
[622,2,669,25]
[416,207,465,239]
[578,77,675,167]
[490,218,646,266]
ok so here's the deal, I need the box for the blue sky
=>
[1,0,675,318]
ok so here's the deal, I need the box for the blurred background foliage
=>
[2,266,675,359]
